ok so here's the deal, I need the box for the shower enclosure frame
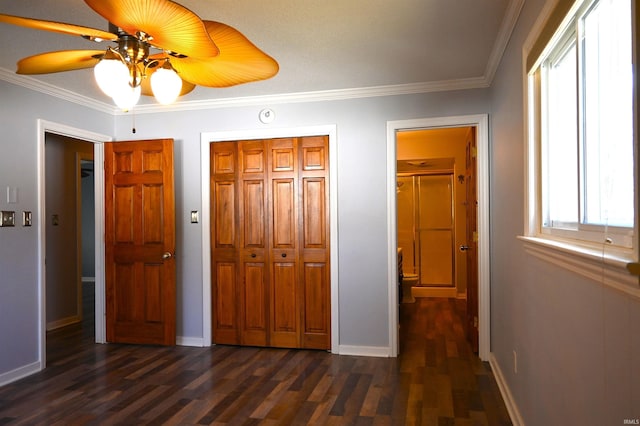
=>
[397,172,456,289]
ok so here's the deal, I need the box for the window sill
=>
[517,236,640,300]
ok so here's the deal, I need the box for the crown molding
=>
[0,68,115,114]
[1,66,490,116]
[484,0,525,85]
[126,77,491,115]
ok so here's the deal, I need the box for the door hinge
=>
[473,231,478,242]
[471,146,477,158]
[474,316,478,328]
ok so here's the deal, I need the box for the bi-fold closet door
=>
[211,136,330,349]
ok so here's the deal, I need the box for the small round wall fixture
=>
[259,108,275,124]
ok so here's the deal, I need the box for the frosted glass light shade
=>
[112,84,141,111]
[151,66,182,105]
[94,58,130,97]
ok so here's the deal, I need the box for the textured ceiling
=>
[0,0,518,106]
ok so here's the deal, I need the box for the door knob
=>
[459,245,470,252]
[281,253,287,258]
[251,253,257,258]
[162,252,173,259]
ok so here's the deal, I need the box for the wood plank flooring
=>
[0,297,511,425]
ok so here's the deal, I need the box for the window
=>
[526,0,637,258]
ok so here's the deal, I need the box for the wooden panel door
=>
[238,140,269,346]
[299,136,330,349]
[105,139,176,345]
[269,138,299,348]
[465,129,479,353]
[211,142,240,344]
[210,135,330,349]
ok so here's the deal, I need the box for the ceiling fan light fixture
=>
[151,61,182,105]
[112,83,141,111]
[94,49,129,97]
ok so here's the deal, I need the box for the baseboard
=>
[47,316,80,331]
[176,336,205,347]
[0,361,41,387]
[337,345,391,357]
[489,352,525,425]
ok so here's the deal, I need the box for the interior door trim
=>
[387,114,490,360]
[201,125,339,352]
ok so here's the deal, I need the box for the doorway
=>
[44,134,94,334]
[387,115,490,360]
[37,120,110,369]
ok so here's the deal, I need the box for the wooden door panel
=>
[271,147,295,172]
[142,184,164,243]
[270,262,298,347]
[114,185,135,242]
[465,130,479,353]
[214,181,236,247]
[299,136,330,349]
[243,180,266,247]
[241,143,266,174]
[302,137,328,171]
[213,262,237,344]
[273,179,295,248]
[302,178,326,248]
[105,139,175,346]
[213,150,235,174]
[242,262,267,346]
[302,262,329,349]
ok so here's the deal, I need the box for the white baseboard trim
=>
[0,361,41,387]
[47,316,80,331]
[176,336,205,347]
[489,352,525,425]
[337,345,391,357]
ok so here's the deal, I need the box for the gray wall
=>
[489,0,640,424]
[0,80,112,379]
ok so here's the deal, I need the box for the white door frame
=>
[387,115,491,360]
[37,120,110,368]
[200,125,339,352]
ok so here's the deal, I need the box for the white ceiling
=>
[0,0,521,106]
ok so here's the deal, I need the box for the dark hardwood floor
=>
[0,296,511,425]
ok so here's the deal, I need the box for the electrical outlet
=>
[513,350,518,374]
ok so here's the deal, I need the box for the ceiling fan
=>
[0,0,279,109]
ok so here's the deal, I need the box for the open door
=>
[464,129,479,353]
[104,139,176,345]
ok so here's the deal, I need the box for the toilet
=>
[401,273,418,303]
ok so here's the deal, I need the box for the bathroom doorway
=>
[396,125,480,352]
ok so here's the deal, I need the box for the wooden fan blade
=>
[0,13,117,41]
[140,62,195,97]
[169,21,279,88]
[16,50,105,74]
[84,0,218,58]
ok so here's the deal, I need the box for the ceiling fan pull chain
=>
[132,109,136,134]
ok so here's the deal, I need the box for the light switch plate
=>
[190,211,199,223]
[23,211,32,227]
[0,211,16,227]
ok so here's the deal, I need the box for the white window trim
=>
[521,0,640,300]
